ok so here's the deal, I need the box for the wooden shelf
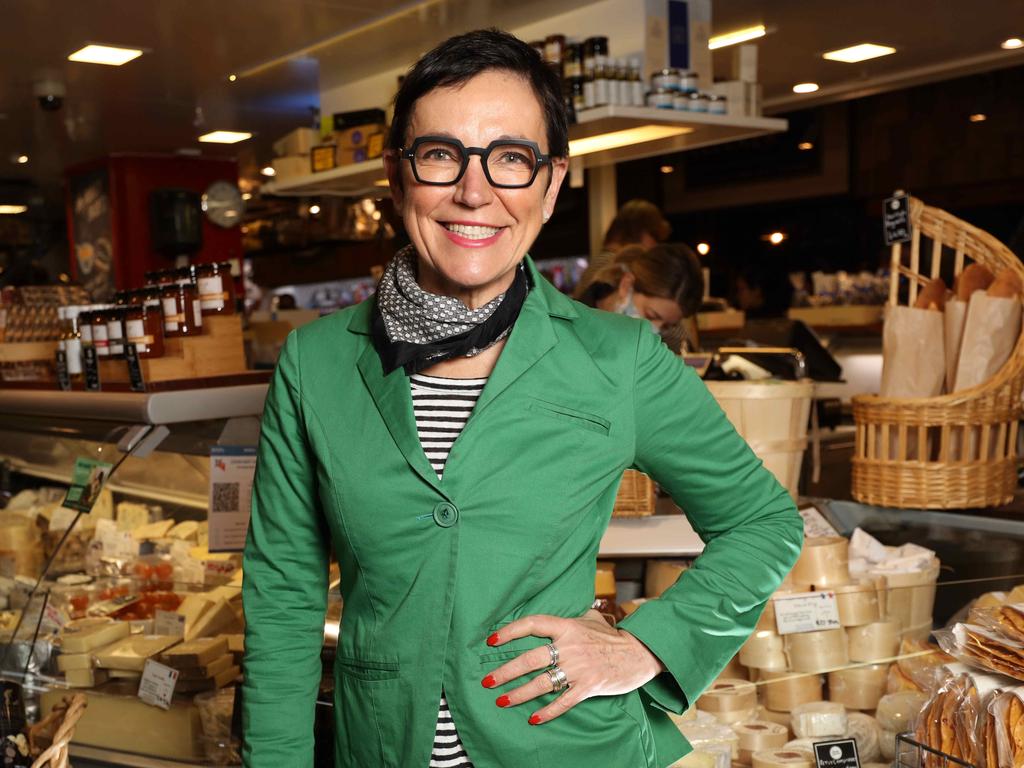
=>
[262,107,788,197]
[262,158,387,198]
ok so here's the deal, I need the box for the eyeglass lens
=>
[412,140,539,186]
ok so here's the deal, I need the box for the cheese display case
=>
[2,386,1024,767]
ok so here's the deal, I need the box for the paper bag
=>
[944,297,970,393]
[879,305,944,460]
[880,305,945,399]
[952,293,1022,392]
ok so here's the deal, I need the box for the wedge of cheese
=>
[132,519,175,541]
[160,636,228,668]
[175,653,234,681]
[66,668,108,688]
[187,598,243,640]
[62,620,130,654]
[57,652,95,672]
[167,521,200,540]
[94,635,181,672]
[176,594,213,638]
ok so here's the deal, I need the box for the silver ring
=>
[547,665,569,692]
[546,643,559,667]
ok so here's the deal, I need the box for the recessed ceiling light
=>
[198,130,252,144]
[1001,38,1023,50]
[798,141,814,150]
[660,165,675,174]
[823,43,896,63]
[0,205,27,215]
[241,192,252,201]
[309,204,321,215]
[768,231,786,245]
[708,25,767,51]
[68,44,143,66]
[969,113,988,123]
[696,242,710,256]
[793,83,819,94]
[15,155,28,164]
[228,74,237,82]
[260,166,276,177]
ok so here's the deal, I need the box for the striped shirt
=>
[411,372,486,768]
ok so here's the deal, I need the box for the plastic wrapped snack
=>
[913,672,982,768]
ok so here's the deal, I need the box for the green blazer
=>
[242,257,803,768]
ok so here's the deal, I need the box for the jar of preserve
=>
[646,88,674,109]
[562,43,582,79]
[78,309,94,347]
[672,92,691,111]
[160,273,203,338]
[90,306,111,357]
[688,90,709,113]
[544,34,566,67]
[106,306,127,358]
[569,76,586,114]
[678,71,699,95]
[708,94,727,115]
[583,36,608,75]
[124,291,165,358]
[651,68,681,92]
[192,262,236,316]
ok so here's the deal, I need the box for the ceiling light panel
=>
[68,44,143,66]
[198,131,253,144]
[569,126,693,157]
[0,205,27,214]
[823,43,896,63]
[793,83,819,94]
[708,25,766,50]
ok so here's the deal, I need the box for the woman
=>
[242,28,802,768]
[577,199,672,292]
[574,243,704,334]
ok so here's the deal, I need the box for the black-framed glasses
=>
[399,135,551,188]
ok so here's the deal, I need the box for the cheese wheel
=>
[698,679,758,713]
[785,629,849,673]
[790,537,850,589]
[827,664,889,710]
[847,622,899,662]
[761,671,823,712]
[833,582,879,627]
[734,721,789,764]
[740,631,787,671]
[791,701,848,739]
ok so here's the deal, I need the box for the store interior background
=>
[1,0,1023,302]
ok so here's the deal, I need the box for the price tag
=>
[62,457,113,513]
[773,591,841,635]
[154,610,186,638]
[814,738,860,768]
[55,350,71,391]
[125,343,146,392]
[83,346,101,391]
[883,192,911,245]
[799,507,839,539]
[138,659,178,710]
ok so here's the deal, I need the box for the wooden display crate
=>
[98,314,247,386]
[0,340,58,384]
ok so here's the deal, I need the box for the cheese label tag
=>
[773,591,841,635]
[154,610,186,638]
[799,506,840,539]
[138,659,178,710]
[814,738,860,768]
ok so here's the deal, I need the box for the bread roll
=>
[988,268,1023,298]
[955,264,994,301]
[914,277,947,311]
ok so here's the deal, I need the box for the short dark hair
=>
[387,28,569,158]
[603,199,672,249]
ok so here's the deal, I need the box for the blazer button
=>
[432,502,459,528]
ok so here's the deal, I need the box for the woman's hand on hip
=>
[481,610,665,725]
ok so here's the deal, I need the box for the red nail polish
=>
[487,633,500,647]
[496,695,511,708]
[482,675,496,689]
[529,714,542,725]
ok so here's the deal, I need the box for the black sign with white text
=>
[83,346,101,392]
[814,738,860,768]
[883,193,911,245]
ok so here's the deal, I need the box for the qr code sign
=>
[211,482,240,513]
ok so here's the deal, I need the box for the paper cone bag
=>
[944,297,969,393]
[880,305,945,398]
[878,305,945,461]
[952,294,1022,392]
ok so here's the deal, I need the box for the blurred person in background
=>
[577,199,671,289]
[734,261,795,319]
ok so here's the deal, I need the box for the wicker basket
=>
[612,469,656,517]
[851,196,1024,509]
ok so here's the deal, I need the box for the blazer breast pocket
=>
[526,399,611,436]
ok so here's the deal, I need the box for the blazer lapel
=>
[356,340,449,497]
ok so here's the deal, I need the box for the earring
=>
[543,213,550,223]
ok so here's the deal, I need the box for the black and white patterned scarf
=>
[370,245,530,375]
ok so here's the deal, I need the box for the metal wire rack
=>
[897,732,977,768]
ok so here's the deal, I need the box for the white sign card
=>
[773,591,842,635]
[208,446,257,552]
[138,659,178,710]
